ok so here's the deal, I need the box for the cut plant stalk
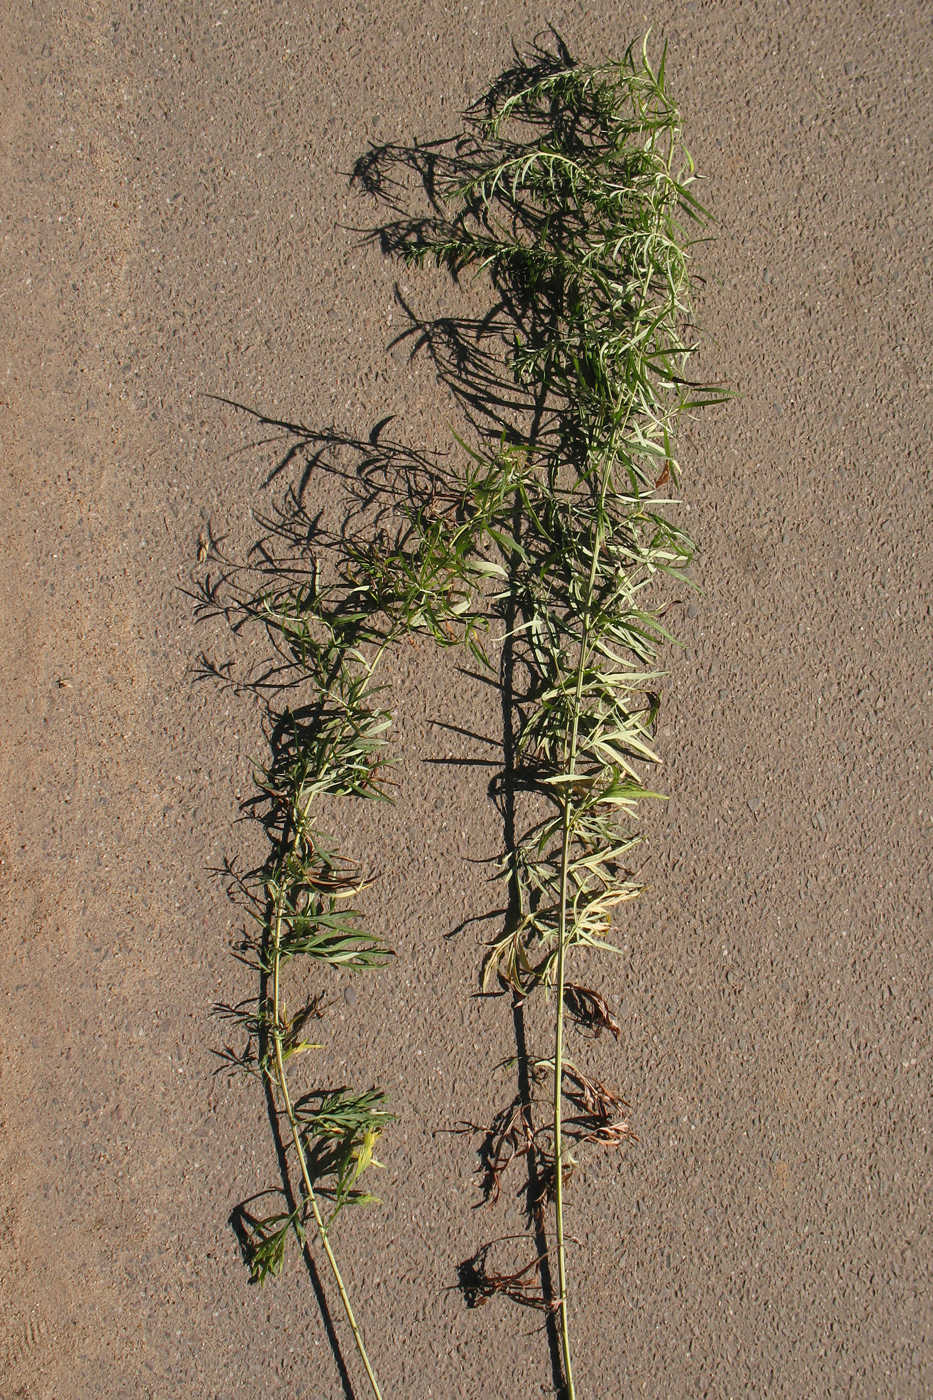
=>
[210,411,508,1397]
[357,31,724,1396]
[208,523,409,1398]
[250,618,396,1400]
[265,664,392,1398]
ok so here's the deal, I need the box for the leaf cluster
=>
[379,37,721,1004]
[294,1088,394,1222]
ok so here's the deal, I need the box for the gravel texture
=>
[1,3,930,1397]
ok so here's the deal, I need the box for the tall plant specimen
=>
[359,34,724,1396]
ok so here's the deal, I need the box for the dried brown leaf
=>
[563,983,622,1040]
[459,1240,558,1313]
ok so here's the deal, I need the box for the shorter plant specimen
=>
[206,496,408,1399]
[205,417,511,1399]
[356,32,723,1398]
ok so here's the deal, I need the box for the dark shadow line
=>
[428,718,502,749]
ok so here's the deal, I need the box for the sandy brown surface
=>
[1,3,930,1398]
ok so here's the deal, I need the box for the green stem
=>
[552,443,621,1400]
[553,803,575,1400]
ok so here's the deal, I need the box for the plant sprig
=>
[210,403,534,1396]
[255,623,395,1399]
[209,529,422,1398]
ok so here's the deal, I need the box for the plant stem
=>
[352,36,719,1394]
[553,804,575,1399]
[552,458,613,1400]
